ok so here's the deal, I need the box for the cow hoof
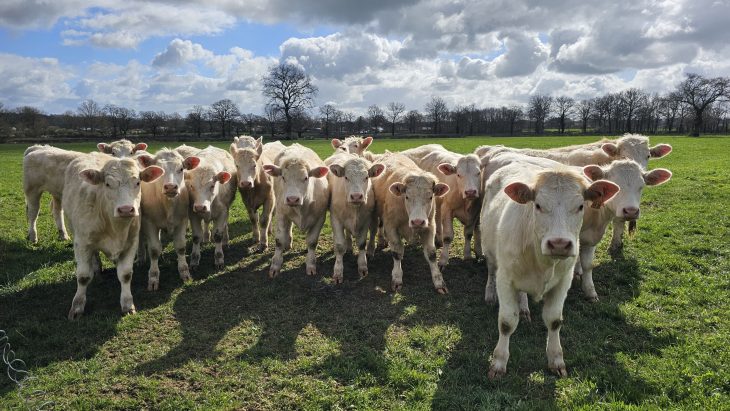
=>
[366,248,375,258]
[359,268,368,278]
[391,282,402,292]
[520,309,532,323]
[585,295,599,303]
[306,266,317,276]
[484,293,497,305]
[147,280,159,291]
[435,239,443,248]
[67,308,84,321]
[122,305,137,316]
[488,365,506,380]
[549,364,568,378]
[215,263,225,271]
[333,275,343,284]
[435,286,449,295]
[269,268,280,278]
[256,244,268,252]
[59,233,70,241]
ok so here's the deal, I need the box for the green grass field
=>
[1,136,729,410]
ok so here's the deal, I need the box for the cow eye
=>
[178,168,184,173]
[535,204,542,211]
[345,176,348,181]
[304,177,308,182]
[578,204,584,211]
[235,164,240,169]
[405,196,409,200]
[457,174,461,177]
[105,183,110,188]
[136,181,140,187]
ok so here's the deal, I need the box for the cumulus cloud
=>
[153,39,214,68]
[0,53,76,111]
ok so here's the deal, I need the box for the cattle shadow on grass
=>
[0,237,75,289]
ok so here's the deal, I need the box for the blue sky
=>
[0,0,727,115]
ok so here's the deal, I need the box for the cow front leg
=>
[305,215,326,276]
[484,258,497,304]
[438,210,454,270]
[258,196,274,252]
[213,213,229,270]
[463,222,475,261]
[473,223,483,261]
[145,224,162,291]
[366,215,378,257]
[388,233,405,292]
[68,246,95,320]
[173,222,191,283]
[423,226,448,294]
[579,244,599,302]
[488,277,520,380]
[519,292,531,322]
[610,218,625,252]
[116,247,137,316]
[269,217,291,278]
[189,214,203,270]
[542,274,572,377]
[25,191,41,243]
[434,204,443,248]
[355,224,370,278]
[331,216,346,284]
[245,202,260,245]
[51,195,69,241]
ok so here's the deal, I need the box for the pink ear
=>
[310,166,329,178]
[229,143,238,155]
[79,169,104,185]
[583,165,603,181]
[369,163,386,178]
[217,171,232,184]
[331,139,343,149]
[133,143,147,153]
[140,166,165,183]
[644,168,672,186]
[438,163,457,176]
[650,144,672,158]
[329,164,345,177]
[504,182,534,204]
[183,156,201,170]
[602,143,619,156]
[361,136,373,150]
[584,180,620,208]
[433,183,450,197]
[97,143,111,154]
[263,164,281,176]
[137,154,155,168]
[389,182,406,196]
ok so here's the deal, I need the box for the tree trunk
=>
[692,108,702,137]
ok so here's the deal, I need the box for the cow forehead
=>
[405,174,436,193]
[604,160,644,188]
[188,165,218,185]
[534,171,586,202]
[343,159,369,176]
[235,136,258,149]
[618,137,650,160]
[457,155,481,173]
[103,158,139,180]
[234,149,258,163]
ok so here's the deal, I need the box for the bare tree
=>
[528,95,552,134]
[425,96,448,134]
[505,105,523,136]
[319,104,337,137]
[240,113,259,134]
[17,106,43,136]
[264,104,281,138]
[77,99,101,133]
[103,104,134,138]
[620,88,646,133]
[291,108,312,139]
[367,104,385,133]
[186,105,206,138]
[210,99,240,138]
[405,110,421,133]
[140,111,166,137]
[386,102,406,136]
[554,96,575,134]
[577,99,593,133]
[262,63,318,138]
[675,73,730,136]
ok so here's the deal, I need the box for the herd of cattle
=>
[21,134,673,378]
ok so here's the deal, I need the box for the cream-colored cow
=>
[97,139,148,158]
[331,136,373,156]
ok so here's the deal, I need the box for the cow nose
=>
[350,193,364,202]
[193,204,207,213]
[623,207,640,219]
[547,238,572,254]
[164,183,178,191]
[286,196,300,205]
[410,218,426,227]
[464,189,477,198]
[117,205,135,216]
[239,180,252,189]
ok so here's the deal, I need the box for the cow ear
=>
[504,182,534,204]
[183,156,200,170]
[602,143,619,156]
[331,139,343,150]
[263,164,281,176]
[137,154,155,168]
[133,143,147,153]
[229,143,238,156]
[389,182,406,196]
[256,136,263,147]
[584,180,620,208]
[97,143,111,154]
[256,143,263,158]
[369,163,386,178]
[217,171,232,184]
[650,144,672,158]
[644,168,672,186]
[433,182,450,197]
[309,166,329,178]
[79,169,104,185]
[329,164,345,177]
[438,163,457,176]
[583,165,604,181]
[361,136,373,150]
[140,166,165,183]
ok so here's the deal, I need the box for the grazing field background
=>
[1,136,729,409]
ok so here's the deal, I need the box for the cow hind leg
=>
[388,234,405,292]
[305,215,326,276]
[51,195,69,241]
[146,229,162,291]
[173,223,191,283]
[258,197,274,252]
[68,247,95,320]
[25,190,42,243]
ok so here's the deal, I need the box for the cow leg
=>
[245,202,260,245]
[213,212,229,270]
[189,214,203,270]
[463,223,475,261]
[519,292,531,322]
[579,244,599,302]
[610,218,625,252]
[68,246,95,320]
[423,226,448,294]
[388,230,405,292]
[377,219,388,250]
[51,195,69,241]
[488,277,520,380]
[144,223,162,291]
[173,222,192,283]
[331,216,346,284]
[484,257,497,304]
[366,215,378,257]
[136,232,147,265]
[473,224,484,260]
[434,204,444,248]
[258,195,274,252]
[355,223,370,278]
[25,190,41,243]
[439,210,454,270]
[270,217,291,277]
[345,232,353,255]
[116,247,137,316]
[91,252,102,277]
[305,214,326,276]
[222,223,229,247]
[542,274,572,377]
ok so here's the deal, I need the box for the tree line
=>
[0,67,728,142]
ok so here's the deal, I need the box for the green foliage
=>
[1,136,728,409]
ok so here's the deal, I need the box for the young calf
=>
[183,146,237,270]
[64,153,164,319]
[326,152,385,283]
[331,136,373,156]
[372,153,450,293]
[137,149,199,290]
[97,139,148,158]
[402,144,483,268]
[230,136,286,251]
[264,144,330,277]
[480,159,619,378]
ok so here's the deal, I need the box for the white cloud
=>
[0,53,76,111]
[153,39,214,68]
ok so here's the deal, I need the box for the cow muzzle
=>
[464,189,478,199]
[286,196,301,206]
[349,193,364,204]
[163,183,179,197]
[622,207,640,220]
[545,237,574,258]
[193,204,208,213]
[239,180,253,189]
[409,218,427,228]
[116,205,136,217]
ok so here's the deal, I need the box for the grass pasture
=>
[1,136,729,409]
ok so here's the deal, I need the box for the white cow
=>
[230,136,286,251]
[97,139,148,158]
[372,153,450,293]
[326,152,385,283]
[331,136,373,156]
[263,144,330,278]
[480,158,619,378]
[402,144,483,267]
[183,146,238,270]
[64,153,164,319]
[137,149,199,290]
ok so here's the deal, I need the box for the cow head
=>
[504,169,619,258]
[230,141,263,189]
[389,174,449,228]
[331,136,373,156]
[329,157,385,205]
[138,149,196,198]
[583,160,671,221]
[602,134,672,169]
[97,139,148,158]
[437,153,482,199]
[184,157,230,214]
[80,158,164,218]
[264,159,328,207]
